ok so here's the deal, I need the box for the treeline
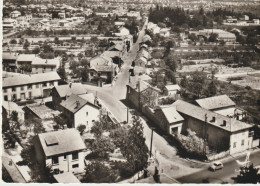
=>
[149,6,259,29]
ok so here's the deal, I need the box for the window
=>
[4,88,7,93]
[51,67,53,71]
[86,112,88,116]
[72,164,79,168]
[36,84,39,88]
[43,82,47,87]
[12,94,16,101]
[28,85,32,89]
[64,155,67,160]
[4,96,8,101]
[49,81,54,86]
[72,152,78,160]
[52,156,59,164]
[12,87,16,92]
[233,142,236,148]
[241,140,244,146]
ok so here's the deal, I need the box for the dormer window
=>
[223,120,226,126]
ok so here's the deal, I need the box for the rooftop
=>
[54,172,81,183]
[165,84,181,91]
[37,128,86,157]
[3,72,61,88]
[160,106,184,124]
[195,95,236,110]
[53,83,87,98]
[172,100,252,132]
[16,54,36,62]
[25,104,59,119]
[2,101,24,113]
[60,94,98,114]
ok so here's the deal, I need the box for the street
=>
[177,150,260,183]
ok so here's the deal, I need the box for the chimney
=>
[45,59,48,64]
[211,116,216,122]
[69,82,72,88]
[222,120,227,127]
[75,100,80,109]
[63,124,67,129]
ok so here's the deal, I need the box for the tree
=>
[9,39,17,44]
[207,81,217,97]
[23,39,30,49]
[87,136,115,160]
[90,36,99,47]
[119,115,149,174]
[235,164,260,183]
[82,161,117,183]
[188,33,198,42]
[32,47,40,54]
[208,33,218,42]
[57,66,67,81]
[77,124,86,135]
[164,53,178,72]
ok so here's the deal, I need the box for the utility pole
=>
[150,127,155,158]
[127,107,129,123]
[204,114,208,155]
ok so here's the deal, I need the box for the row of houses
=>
[2,53,61,73]
[126,78,259,155]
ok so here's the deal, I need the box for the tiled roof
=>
[78,93,95,105]
[2,52,18,60]
[3,72,61,87]
[53,84,87,98]
[25,104,59,119]
[160,106,184,124]
[90,65,113,72]
[32,57,60,66]
[54,172,81,183]
[60,94,99,114]
[37,128,86,157]
[16,54,36,62]
[165,85,181,91]
[90,56,112,66]
[195,95,236,110]
[2,101,24,113]
[108,44,124,51]
[172,100,252,132]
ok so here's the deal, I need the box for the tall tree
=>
[235,164,260,183]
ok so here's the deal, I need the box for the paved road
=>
[177,150,260,183]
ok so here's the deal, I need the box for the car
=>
[209,161,224,171]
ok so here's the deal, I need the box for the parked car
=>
[209,161,224,171]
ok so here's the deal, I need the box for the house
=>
[160,28,171,37]
[60,94,100,130]
[2,101,25,122]
[2,72,61,101]
[115,27,130,37]
[195,95,245,120]
[52,83,87,110]
[10,11,21,18]
[3,18,17,30]
[154,106,184,135]
[89,56,118,84]
[190,29,236,42]
[2,53,18,72]
[172,100,258,154]
[165,84,181,97]
[126,79,160,110]
[16,54,36,68]
[31,57,61,74]
[33,129,86,174]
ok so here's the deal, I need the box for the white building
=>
[2,72,61,101]
[33,129,86,174]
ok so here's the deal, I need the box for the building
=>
[2,53,18,72]
[126,79,160,110]
[52,83,87,110]
[10,10,21,18]
[2,72,61,101]
[2,101,25,122]
[33,129,86,174]
[172,100,258,154]
[60,94,100,130]
[154,106,184,135]
[190,29,236,42]
[195,95,245,120]
[164,84,181,97]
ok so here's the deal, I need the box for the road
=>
[177,150,260,183]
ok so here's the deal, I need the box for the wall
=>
[74,104,100,131]
[230,130,251,154]
[33,136,46,165]
[126,85,140,110]
[181,115,230,152]
[2,80,58,101]
[46,151,85,174]
[31,65,56,74]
